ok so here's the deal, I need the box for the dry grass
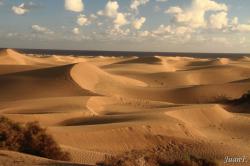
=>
[0,116,70,161]
[230,90,250,105]
[97,148,218,166]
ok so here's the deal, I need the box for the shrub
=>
[0,116,23,151]
[98,151,218,166]
[0,117,70,161]
[158,155,218,166]
[230,90,250,105]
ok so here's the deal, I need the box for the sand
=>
[0,49,249,165]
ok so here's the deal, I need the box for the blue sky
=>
[0,0,250,53]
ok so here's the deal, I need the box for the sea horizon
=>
[1,48,249,58]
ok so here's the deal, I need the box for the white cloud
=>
[139,30,150,37]
[152,24,171,35]
[72,28,80,34]
[97,22,103,26]
[130,0,149,12]
[32,25,54,35]
[108,27,130,37]
[90,14,97,20]
[166,6,182,14]
[77,14,90,26]
[211,37,229,45]
[98,1,119,18]
[151,24,193,39]
[231,17,238,26]
[12,3,29,15]
[98,1,128,29]
[65,0,84,12]
[132,17,146,30]
[175,26,193,35]
[114,13,128,28]
[166,0,228,28]
[230,17,250,32]
[236,24,250,32]
[6,32,19,38]
[209,11,228,29]
[240,37,246,44]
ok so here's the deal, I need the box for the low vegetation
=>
[230,90,250,105]
[97,149,218,166]
[213,90,250,105]
[0,116,70,161]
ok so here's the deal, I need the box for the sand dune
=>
[0,49,35,65]
[189,58,230,66]
[0,49,88,67]
[0,64,96,102]
[0,49,56,66]
[107,65,250,89]
[239,56,250,62]
[0,65,41,75]
[165,104,233,127]
[0,150,88,166]
[0,50,249,165]
[71,62,147,95]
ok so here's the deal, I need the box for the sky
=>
[0,0,250,53]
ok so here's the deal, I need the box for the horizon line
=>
[1,48,250,55]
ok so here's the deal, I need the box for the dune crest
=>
[70,62,147,94]
[0,49,31,65]
[213,58,230,65]
[165,104,233,127]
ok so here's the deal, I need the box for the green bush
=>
[0,116,70,161]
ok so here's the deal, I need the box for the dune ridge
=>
[70,62,147,95]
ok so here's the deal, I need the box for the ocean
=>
[1,48,249,59]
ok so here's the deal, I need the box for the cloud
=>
[32,25,54,35]
[235,24,250,32]
[90,14,98,20]
[165,0,250,35]
[114,13,128,28]
[65,0,84,12]
[229,17,250,32]
[174,26,193,35]
[72,28,80,34]
[148,24,193,41]
[0,0,4,5]
[77,14,90,26]
[107,27,130,38]
[130,0,149,12]
[6,32,19,38]
[98,1,119,18]
[139,30,150,37]
[132,17,146,30]
[152,24,171,35]
[231,17,238,26]
[166,6,182,14]
[209,11,228,29]
[98,1,128,29]
[12,3,29,15]
[211,37,229,45]
[166,0,228,28]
